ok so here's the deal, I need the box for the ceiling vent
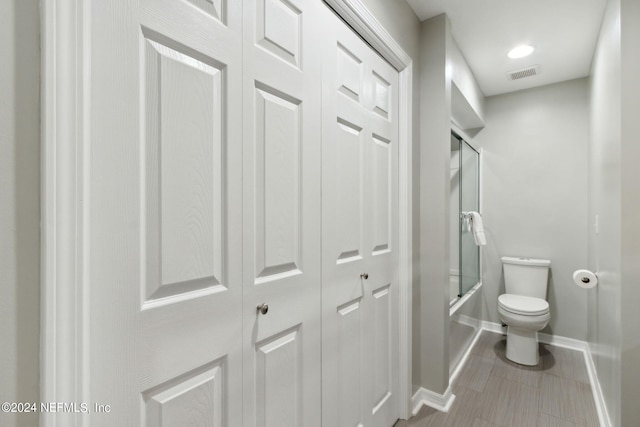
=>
[507,65,539,81]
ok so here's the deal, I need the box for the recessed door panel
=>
[372,71,391,120]
[143,360,226,427]
[255,327,302,427]
[141,35,225,302]
[337,43,363,103]
[254,83,302,283]
[335,118,364,263]
[256,0,302,67]
[372,285,392,413]
[372,134,391,256]
[337,299,364,427]
[185,0,225,23]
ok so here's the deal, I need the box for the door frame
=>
[41,0,90,426]
[40,0,414,425]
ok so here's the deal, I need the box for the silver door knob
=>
[360,273,369,280]
[257,303,269,315]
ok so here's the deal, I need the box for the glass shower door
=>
[459,140,480,296]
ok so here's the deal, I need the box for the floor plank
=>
[396,331,600,427]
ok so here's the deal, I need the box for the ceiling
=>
[406,0,607,96]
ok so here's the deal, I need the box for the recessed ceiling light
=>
[507,45,535,59]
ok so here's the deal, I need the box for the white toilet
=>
[498,256,551,366]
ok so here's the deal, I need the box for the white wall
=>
[588,0,621,423]
[418,13,452,395]
[417,13,487,396]
[619,0,640,423]
[0,1,40,426]
[450,38,485,128]
[475,78,590,340]
[589,0,640,424]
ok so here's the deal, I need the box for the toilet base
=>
[505,326,540,366]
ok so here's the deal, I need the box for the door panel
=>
[337,298,364,427]
[371,284,392,415]
[253,83,303,282]
[255,326,303,427]
[335,115,365,262]
[372,134,392,255]
[87,0,243,425]
[141,33,225,302]
[321,4,400,427]
[366,47,399,427]
[242,1,322,426]
[143,359,226,427]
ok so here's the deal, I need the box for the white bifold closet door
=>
[241,0,323,426]
[78,0,397,426]
[86,0,246,425]
[320,5,400,427]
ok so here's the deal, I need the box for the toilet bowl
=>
[498,294,550,365]
[498,256,551,366]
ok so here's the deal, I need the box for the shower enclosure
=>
[450,132,480,305]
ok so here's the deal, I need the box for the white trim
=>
[480,320,591,352]
[411,386,456,415]
[324,0,414,420]
[397,62,413,422]
[585,343,612,427]
[479,323,611,427]
[41,0,90,426]
[480,320,505,335]
[538,332,589,351]
[323,0,412,71]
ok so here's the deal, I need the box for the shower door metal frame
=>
[452,125,482,299]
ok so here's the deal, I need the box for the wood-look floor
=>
[396,331,600,427]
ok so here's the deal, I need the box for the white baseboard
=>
[480,321,611,427]
[411,386,456,415]
[584,342,612,427]
[480,320,505,334]
[539,331,588,351]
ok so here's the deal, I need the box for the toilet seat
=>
[498,294,549,316]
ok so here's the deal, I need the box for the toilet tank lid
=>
[501,256,551,267]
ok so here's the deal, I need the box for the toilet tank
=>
[501,256,551,299]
